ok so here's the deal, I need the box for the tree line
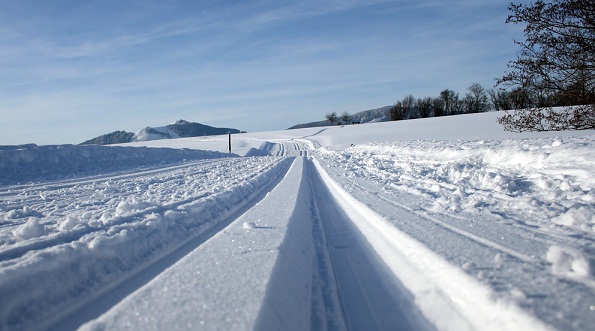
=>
[385,83,507,122]
[325,82,523,125]
[387,72,593,122]
[326,0,594,131]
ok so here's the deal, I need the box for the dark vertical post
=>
[228,133,231,154]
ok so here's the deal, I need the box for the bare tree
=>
[388,102,405,121]
[401,95,415,115]
[325,112,337,124]
[452,96,466,115]
[466,83,490,113]
[431,97,445,117]
[462,94,475,114]
[509,87,532,109]
[340,112,352,124]
[416,97,432,118]
[497,0,595,131]
[439,89,458,116]
[488,89,514,111]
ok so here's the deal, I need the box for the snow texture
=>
[0,111,593,330]
[0,144,229,185]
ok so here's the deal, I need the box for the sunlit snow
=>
[0,112,593,331]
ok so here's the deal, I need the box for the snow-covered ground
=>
[0,112,593,330]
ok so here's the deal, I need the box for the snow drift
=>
[0,144,230,185]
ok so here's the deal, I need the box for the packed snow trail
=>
[309,159,434,331]
[313,138,595,331]
[64,157,434,330]
[47,156,549,331]
[1,118,593,330]
[75,157,314,330]
[245,139,314,157]
[0,156,294,330]
[46,157,295,331]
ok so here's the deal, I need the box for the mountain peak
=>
[80,120,245,145]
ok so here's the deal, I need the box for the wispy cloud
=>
[0,0,524,145]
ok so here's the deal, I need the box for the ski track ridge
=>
[43,157,296,331]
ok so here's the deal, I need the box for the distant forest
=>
[325,81,565,124]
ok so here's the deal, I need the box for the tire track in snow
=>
[322,161,548,264]
[324,160,595,290]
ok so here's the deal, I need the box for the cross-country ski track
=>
[30,154,547,331]
[1,114,594,331]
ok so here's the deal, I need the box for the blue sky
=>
[0,0,526,145]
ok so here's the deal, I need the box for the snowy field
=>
[0,112,594,330]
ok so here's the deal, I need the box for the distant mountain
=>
[81,131,135,145]
[81,120,245,145]
[288,105,392,129]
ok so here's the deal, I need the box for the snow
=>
[546,245,591,280]
[79,157,315,331]
[313,158,552,331]
[14,218,48,240]
[132,125,181,142]
[0,111,594,330]
[0,144,229,185]
[316,136,595,233]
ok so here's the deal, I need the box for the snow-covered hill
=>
[288,105,391,129]
[80,120,244,145]
[1,112,594,331]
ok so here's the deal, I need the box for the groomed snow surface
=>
[0,112,594,330]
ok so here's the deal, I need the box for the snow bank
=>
[80,158,315,331]
[0,144,229,185]
[0,157,292,330]
[312,158,553,331]
[317,135,595,233]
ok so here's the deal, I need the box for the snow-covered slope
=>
[1,112,594,331]
[288,105,391,129]
[80,120,244,145]
[0,144,229,185]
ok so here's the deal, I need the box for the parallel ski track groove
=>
[0,159,224,195]
[323,162,595,292]
[323,165,545,265]
[0,158,286,263]
[307,159,432,331]
[43,157,296,331]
